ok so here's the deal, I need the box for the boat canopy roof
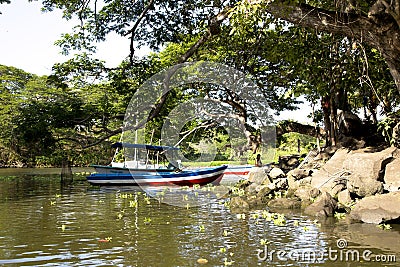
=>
[111,142,179,151]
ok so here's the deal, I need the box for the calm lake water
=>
[0,169,398,266]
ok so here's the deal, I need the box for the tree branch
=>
[174,121,217,147]
[179,8,229,63]
[126,0,155,65]
[276,120,325,138]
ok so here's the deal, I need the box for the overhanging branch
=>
[276,120,325,138]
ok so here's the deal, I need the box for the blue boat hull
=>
[87,165,228,186]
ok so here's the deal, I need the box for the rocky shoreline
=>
[229,145,400,225]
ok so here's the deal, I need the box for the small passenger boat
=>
[87,165,227,186]
[86,142,227,186]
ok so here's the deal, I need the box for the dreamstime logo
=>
[257,238,397,263]
[122,61,276,207]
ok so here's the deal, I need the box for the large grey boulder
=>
[337,189,352,205]
[304,192,337,217]
[347,175,383,198]
[245,182,261,195]
[230,196,250,212]
[288,174,313,191]
[269,178,288,191]
[294,186,320,202]
[268,198,301,210]
[256,185,274,200]
[384,158,400,192]
[343,148,392,198]
[311,147,399,197]
[248,167,271,185]
[343,147,399,181]
[350,191,400,224]
[268,167,285,179]
[311,148,350,192]
[287,168,313,181]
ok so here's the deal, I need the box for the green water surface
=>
[0,169,398,266]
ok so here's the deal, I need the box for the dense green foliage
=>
[0,64,114,166]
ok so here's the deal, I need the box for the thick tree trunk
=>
[322,97,332,146]
[385,57,400,92]
[329,93,338,146]
[265,2,400,93]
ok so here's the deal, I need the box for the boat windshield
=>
[111,142,180,170]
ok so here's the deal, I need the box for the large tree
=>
[263,0,400,92]
[2,0,399,152]
[14,0,397,93]
[0,64,125,166]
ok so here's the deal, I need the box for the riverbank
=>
[229,145,400,225]
[0,167,93,177]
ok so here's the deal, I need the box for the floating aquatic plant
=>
[223,230,229,237]
[261,211,273,221]
[224,201,230,208]
[260,239,268,245]
[236,213,246,220]
[129,200,138,208]
[193,184,201,190]
[144,217,152,224]
[273,214,286,226]
[334,212,346,220]
[223,258,235,266]
[198,225,205,232]
[144,195,151,205]
[50,201,56,206]
[220,247,227,253]
[261,211,286,225]
[202,184,215,192]
[231,187,245,197]
[377,224,392,230]
[118,193,129,199]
